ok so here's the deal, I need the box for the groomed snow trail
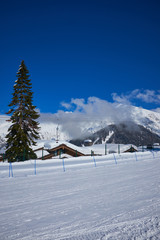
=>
[0,152,160,239]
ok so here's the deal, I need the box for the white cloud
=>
[39,90,160,139]
[42,97,134,139]
[112,92,131,105]
[112,89,160,105]
[61,102,72,110]
[71,98,85,111]
[136,89,160,104]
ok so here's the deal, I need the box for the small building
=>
[153,143,160,146]
[84,139,93,146]
[0,155,3,162]
[36,142,86,160]
[33,147,52,160]
[47,144,85,158]
[147,144,153,149]
[124,145,137,153]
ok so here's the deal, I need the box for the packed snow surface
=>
[0,151,160,239]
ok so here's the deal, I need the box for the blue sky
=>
[0,0,160,114]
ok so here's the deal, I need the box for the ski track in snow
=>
[0,152,160,240]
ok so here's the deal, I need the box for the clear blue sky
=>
[0,0,160,114]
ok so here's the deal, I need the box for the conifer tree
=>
[5,60,40,162]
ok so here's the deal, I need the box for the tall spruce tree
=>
[5,60,40,162]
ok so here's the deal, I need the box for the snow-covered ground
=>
[0,151,160,239]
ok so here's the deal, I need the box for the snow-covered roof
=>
[34,149,49,159]
[84,139,92,143]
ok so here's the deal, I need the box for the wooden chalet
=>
[0,155,3,162]
[38,143,85,160]
[33,147,53,160]
[48,143,85,157]
[124,145,137,153]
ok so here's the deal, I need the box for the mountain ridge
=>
[70,122,160,147]
[0,105,160,146]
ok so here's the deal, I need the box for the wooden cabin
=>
[124,145,137,153]
[0,155,3,162]
[48,144,85,157]
[38,143,85,160]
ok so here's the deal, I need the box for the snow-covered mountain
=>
[39,106,160,143]
[70,122,160,147]
[0,105,160,145]
[131,105,160,136]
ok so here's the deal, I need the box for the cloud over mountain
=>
[1,93,160,141]
[39,95,160,139]
[112,89,160,105]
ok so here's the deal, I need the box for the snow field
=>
[0,151,160,239]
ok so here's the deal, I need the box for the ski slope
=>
[0,151,160,239]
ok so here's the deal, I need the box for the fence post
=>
[34,160,36,175]
[93,156,96,167]
[113,153,117,164]
[62,158,65,172]
[42,148,44,160]
[59,149,61,159]
[151,151,155,159]
[135,152,138,161]
[105,144,107,155]
[9,162,13,177]
[118,144,120,154]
